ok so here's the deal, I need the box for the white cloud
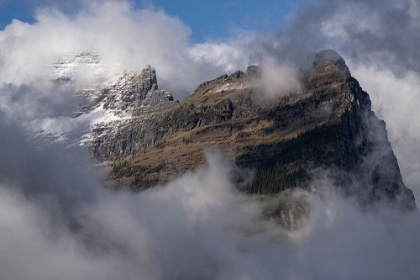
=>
[187,42,250,72]
[0,139,419,279]
[258,55,301,100]
[0,1,250,107]
[0,1,419,278]
[321,3,385,41]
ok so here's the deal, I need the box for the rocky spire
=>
[310,49,352,78]
[134,65,158,101]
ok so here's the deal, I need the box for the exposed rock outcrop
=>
[88,66,178,161]
[84,50,416,214]
[54,50,414,231]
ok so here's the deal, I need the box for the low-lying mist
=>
[0,117,419,280]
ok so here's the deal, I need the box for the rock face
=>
[89,66,178,162]
[85,50,415,213]
[52,50,413,231]
[48,53,178,150]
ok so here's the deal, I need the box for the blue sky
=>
[147,0,305,42]
[0,0,306,42]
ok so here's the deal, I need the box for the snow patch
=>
[27,104,131,143]
[215,82,249,93]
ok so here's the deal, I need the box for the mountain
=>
[84,51,414,209]
[40,53,177,144]
[49,50,416,227]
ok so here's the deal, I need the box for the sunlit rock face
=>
[85,50,415,212]
[47,50,416,229]
[41,53,177,147]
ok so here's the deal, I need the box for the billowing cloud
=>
[0,0,419,279]
[0,1,252,105]
[0,120,419,279]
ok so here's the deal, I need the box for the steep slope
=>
[37,53,178,146]
[92,50,415,211]
[88,66,178,159]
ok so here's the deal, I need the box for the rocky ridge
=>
[85,50,416,213]
[47,50,416,229]
[46,53,178,146]
[86,67,178,158]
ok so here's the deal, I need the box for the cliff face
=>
[85,50,416,212]
[88,66,178,160]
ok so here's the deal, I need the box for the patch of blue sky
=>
[0,0,308,43]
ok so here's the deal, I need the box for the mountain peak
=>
[134,65,159,97]
[97,57,415,212]
[48,52,416,216]
[310,49,351,78]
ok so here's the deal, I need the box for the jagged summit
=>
[51,54,168,106]
[245,65,261,77]
[101,66,176,116]
[39,55,178,144]
[137,65,158,92]
[90,50,415,212]
[43,51,416,222]
[314,49,343,62]
[310,49,351,78]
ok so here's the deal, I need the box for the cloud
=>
[257,55,302,100]
[0,0,419,279]
[320,0,420,75]
[187,42,249,73]
[0,0,251,108]
[0,121,419,279]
